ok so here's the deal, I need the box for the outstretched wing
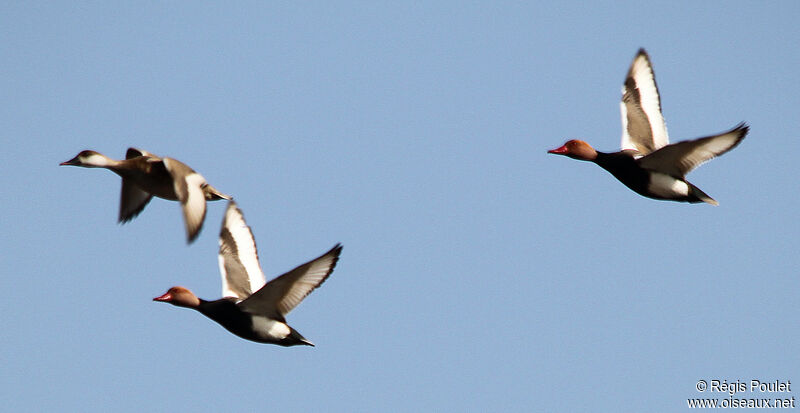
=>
[218,201,267,301]
[239,244,342,318]
[620,49,669,155]
[126,147,158,159]
[118,182,152,223]
[638,123,748,177]
[118,148,159,222]
[163,157,207,243]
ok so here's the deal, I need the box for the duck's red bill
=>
[548,145,568,154]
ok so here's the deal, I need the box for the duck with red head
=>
[547,140,598,161]
[153,287,200,308]
[547,49,748,205]
[153,201,342,347]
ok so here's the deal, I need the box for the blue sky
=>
[2,2,798,411]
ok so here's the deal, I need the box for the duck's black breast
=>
[197,298,256,340]
[593,151,652,197]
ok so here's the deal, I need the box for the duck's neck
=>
[592,151,636,176]
[82,153,119,168]
[593,151,648,190]
[593,151,635,166]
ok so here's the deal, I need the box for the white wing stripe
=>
[182,173,207,238]
[219,252,236,299]
[619,99,634,152]
[620,50,669,155]
[630,53,668,150]
[225,203,266,293]
[218,202,266,300]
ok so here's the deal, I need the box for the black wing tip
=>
[727,122,750,147]
[186,220,203,243]
[125,147,146,159]
[325,243,343,266]
[186,229,201,244]
[221,200,246,232]
[320,243,344,282]
[626,48,658,91]
[185,204,207,244]
[633,48,652,65]
[118,201,151,224]
[732,121,749,135]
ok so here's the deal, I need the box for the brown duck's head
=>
[547,140,598,161]
[153,286,201,308]
[60,150,111,167]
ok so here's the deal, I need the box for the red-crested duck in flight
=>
[548,49,748,205]
[154,201,342,346]
[61,148,231,242]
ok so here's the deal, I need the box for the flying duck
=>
[548,49,749,205]
[60,148,231,242]
[154,201,342,346]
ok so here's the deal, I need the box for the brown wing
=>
[638,123,748,177]
[238,244,342,318]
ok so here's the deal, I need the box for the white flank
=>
[648,173,689,198]
[252,316,290,340]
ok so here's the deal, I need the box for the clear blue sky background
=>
[2,2,798,411]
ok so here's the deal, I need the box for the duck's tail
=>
[203,183,232,201]
[689,184,718,206]
[287,328,315,347]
